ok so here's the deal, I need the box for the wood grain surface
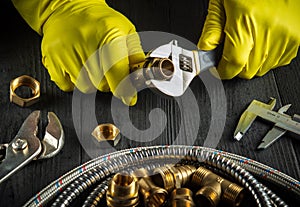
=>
[0,0,299,206]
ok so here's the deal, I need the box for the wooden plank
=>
[0,1,82,206]
[1,0,300,206]
[273,52,300,177]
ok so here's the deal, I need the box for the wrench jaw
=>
[131,40,219,97]
[0,111,64,184]
[150,41,199,97]
[38,112,65,159]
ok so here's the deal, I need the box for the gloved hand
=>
[12,0,145,106]
[198,0,300,79]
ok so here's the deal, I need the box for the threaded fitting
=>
[153,166,176,192]
[133,168,168,207]
[191,166,210,186]
[195,183,221,207]
[223,183,244,207]
[171,188,195,207]
[192,166,244,207]
[106,173,139,207]
[175,165,196,187]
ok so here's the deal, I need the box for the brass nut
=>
[106,173,139,207]
[10,75,40,107]
[91,124,120,146]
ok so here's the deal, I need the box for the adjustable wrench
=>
[0,111,64,183]
[130,40,221,97]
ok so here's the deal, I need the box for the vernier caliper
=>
[130,40,221,97]
[234,98,300,149]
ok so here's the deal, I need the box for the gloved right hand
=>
[198,0,300,79]
[12,0,145,106]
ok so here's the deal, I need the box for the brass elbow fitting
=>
[152,165,196,192]
[106,173,139,207]
[133,168,168,207]
[192,167,244,207]
[170,188,195,207]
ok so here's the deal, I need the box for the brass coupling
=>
[133,168,168,207]
[130,57,174,89]
[10,75,40,107]
[192,167,244,207]
[170,188,195,207]
[106,173,139,207]
[152,165,196,192]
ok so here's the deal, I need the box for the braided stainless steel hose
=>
[23,145,299,207]
[82,178,111,207]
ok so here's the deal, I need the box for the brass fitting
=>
[91,124,120,146]
[152,165,196,192]
[175,165,197,187]
[10,75,40,107]
[170,188,195,207]
[106,173,139,207]
[130,57,174,89]
[133,168,168,207]
[192,167,244,207]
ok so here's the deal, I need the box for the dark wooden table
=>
[0,0,299,206]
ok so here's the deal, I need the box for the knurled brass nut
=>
[10,75,40,107]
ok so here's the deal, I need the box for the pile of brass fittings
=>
[106,165,244,207]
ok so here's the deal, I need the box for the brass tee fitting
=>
[106,173,139,207]
[192,167,244,207]
[152,165,196,192]
[170,188,195,207]
[133,168,168,207]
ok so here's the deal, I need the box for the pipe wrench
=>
[0,111,64,184]
[130,40,221,97]
[234,98,300,149]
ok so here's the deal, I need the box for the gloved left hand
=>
[12,0,145,106]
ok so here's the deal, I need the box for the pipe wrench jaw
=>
[0,111,64,184]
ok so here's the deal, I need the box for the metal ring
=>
[10,75,40,107]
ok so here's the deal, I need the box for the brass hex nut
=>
[10,75,40,107]
[91,124,120,146]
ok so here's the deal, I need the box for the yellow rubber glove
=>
[12,0,145,105]
[198,0,300,79]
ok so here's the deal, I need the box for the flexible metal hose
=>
[82,178,111,207]
[23,145,299,207]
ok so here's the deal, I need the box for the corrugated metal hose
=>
[23,145,300,207]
